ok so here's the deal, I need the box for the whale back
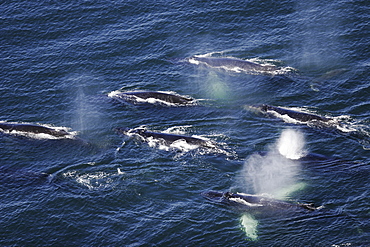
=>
[191,56,277,72]
[123,91,193,104]
[137,129,207,146]
[115,127,212,148]
[0,123,69,137]
[261,105,331,122]
[202,191,318,211]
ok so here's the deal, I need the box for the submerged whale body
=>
[109,91,194,105]
[0,122,71,138]
[202,191,318,211]
[115,127,213,147]
[250,104,332,123]
[188,56,278,73]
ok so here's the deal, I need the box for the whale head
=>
[244,104,269,114]
[115,127,147,136]
[201,191,234,203]
[114,127,132,135]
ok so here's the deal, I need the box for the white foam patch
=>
[63,170,118,190]
[107,90,122,98]
[331,115,359,133]
[170,139,200,152]
[188,57,200,65]
[139,133,201,152]
[125,126,200,152]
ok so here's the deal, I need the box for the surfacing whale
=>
[0,122,73,138]
[248,104,332,123]
[115,127,215,148]
[188,55,279,74]
[108,90,195,106]
[202,191,318,211]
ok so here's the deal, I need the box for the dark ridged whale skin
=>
[202,191,318,211]
[111,91,194,105]
[0,122,70,137]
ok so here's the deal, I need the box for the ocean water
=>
[1,0,369,246]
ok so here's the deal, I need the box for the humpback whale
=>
[202,191,318,211]
[0,122,72,138]
[115,127,215,148]
[248,104,332,123]
[188,56,278,73]
[108,90,194,106]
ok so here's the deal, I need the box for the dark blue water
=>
[1,0,369,246]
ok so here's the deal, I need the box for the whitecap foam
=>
[188,57,200,65]
[107,90,122,98]
[63,170,117,190]
[169,139,200,152]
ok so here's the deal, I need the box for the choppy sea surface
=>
[1,1,369,246]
